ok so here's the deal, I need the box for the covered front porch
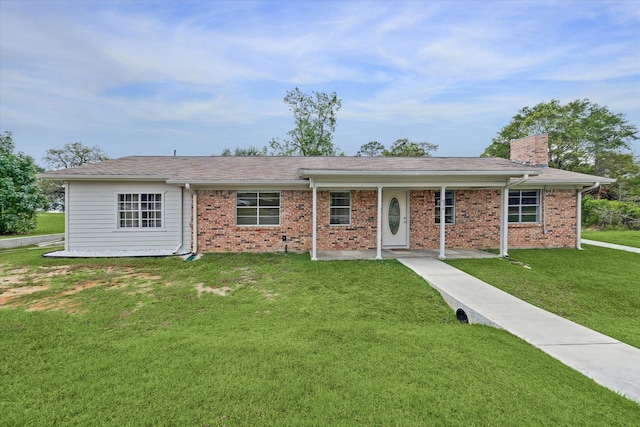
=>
[299,166,536,261]
[314,248,500,261]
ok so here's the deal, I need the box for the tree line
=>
[1,90,638,235]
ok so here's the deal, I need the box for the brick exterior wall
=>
[194,187,577,253]
[197,190,313,253]
[316,190,378,250]
[508,189,577,248]
[196,190,382,253]
[510,134,549,166]
[409,190,501,249]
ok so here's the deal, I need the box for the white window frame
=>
[236,191,280,226]
[117,193,163,229]
[435,190,455,224]
[508,189,540,223]
[329,191,351,225]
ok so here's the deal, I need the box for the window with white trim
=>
[435,190,455,224]
[508,190,540,223]
[330,191,351,225]
[236,191,280,226]
[118,193,162,228]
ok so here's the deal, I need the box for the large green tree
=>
[482,99,639,200]
[42,142,109,210]
[219,146,267,156]
[356,139,438,157]
[269,88,342,156]
[356,141,385,157]
[0,131,47,234]
[43,142,109,170]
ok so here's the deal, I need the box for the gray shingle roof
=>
[38,155,614,185]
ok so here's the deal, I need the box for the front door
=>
[382,190,408,248]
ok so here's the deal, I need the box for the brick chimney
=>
[510,134,549,167]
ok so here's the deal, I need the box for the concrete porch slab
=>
[315,248,498,261]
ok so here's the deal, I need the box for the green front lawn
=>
[1,249,638,425]
[582,229,640,248]
[447,246,640,349]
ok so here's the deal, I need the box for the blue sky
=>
[1,0,639,167]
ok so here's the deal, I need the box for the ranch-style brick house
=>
[39,135,614,259]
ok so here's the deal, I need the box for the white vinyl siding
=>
[330,191,351,225]
[236,191,280,226]
[508,190,540,223]
[66,181,184,251]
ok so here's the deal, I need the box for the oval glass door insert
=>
[388,197,400,235]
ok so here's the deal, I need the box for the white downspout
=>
[576,182,600,250]
[439,186,446,259]
[312,185,317,260]
[175,186,184,254]
[64,181,69,251]
[185,183,197,254]
[500,174,530,258]
[376,186,383,260]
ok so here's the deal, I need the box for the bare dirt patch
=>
[107,269,163,295]
[194,267,259,298]
[0,265,75,287]
[0,285,49,305]
[0,264,164,315]
[27,298,87,315]
[196,283,233,297]
[260,288,278,300]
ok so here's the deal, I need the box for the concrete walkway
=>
[582,239,640,254]
[399,257,640,404]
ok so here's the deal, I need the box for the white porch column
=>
[192,191,198,254]
[439,186,446,259]
[376,186,383,260]
[576,189,582,250]
[500,186,509,257]
[312,186,318,260]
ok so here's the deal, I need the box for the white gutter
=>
[167,179,305,187]
[576,182,600,250]
[500,174,530,257]
[299,169,539,178]
[38,174,170,181]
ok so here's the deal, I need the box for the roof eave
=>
[166,179,306,187]
[518,178,617,186]
[298,169,539,178]
[37,174,171,181]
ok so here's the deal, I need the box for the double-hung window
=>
[508,190,540,223]
[118,193,162,228]
[435,190,455,224]
[236,191,280,225]
[330,191,351,225]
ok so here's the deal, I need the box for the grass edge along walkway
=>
[581,229,640,248]
[581,238,640,253]
[400,257,640,405]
